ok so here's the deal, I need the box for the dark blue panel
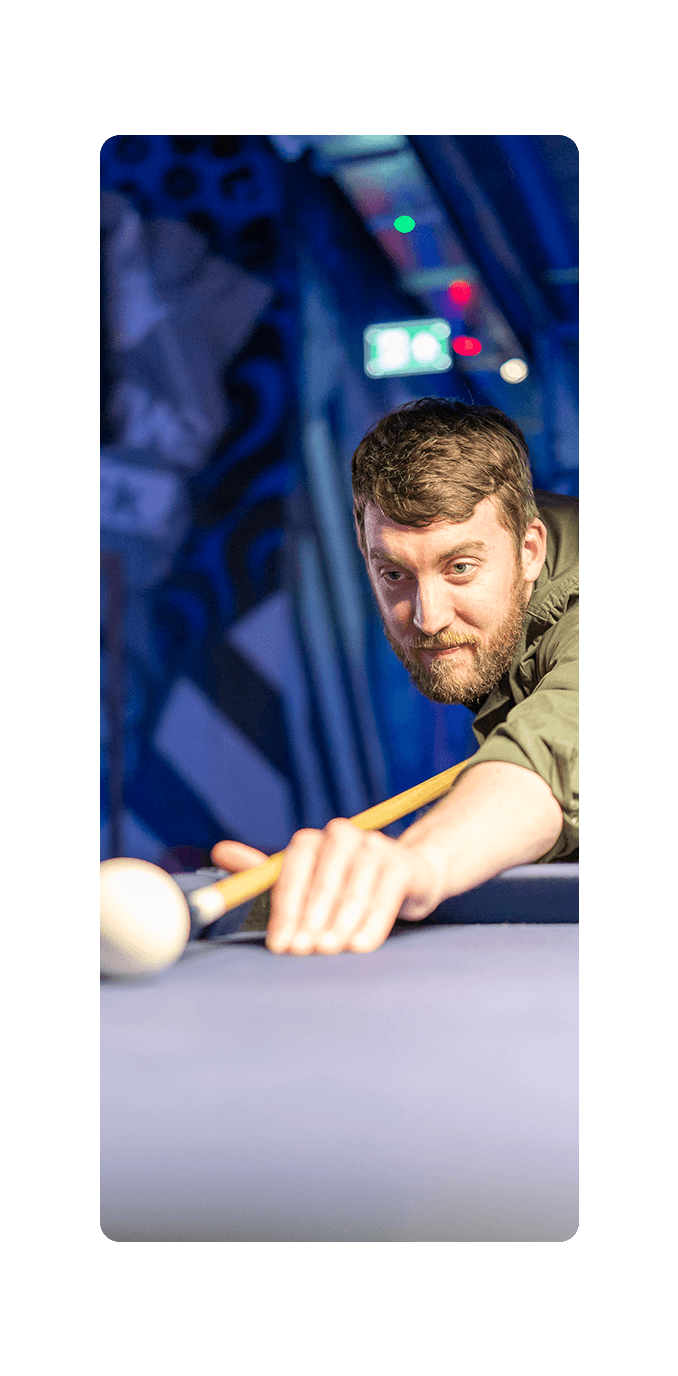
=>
[420,865,579,925]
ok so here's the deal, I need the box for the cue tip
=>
[188,885,228,927]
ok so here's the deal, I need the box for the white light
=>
[410,330,441,363]
[376,328,411,370]
[500,357,529,384]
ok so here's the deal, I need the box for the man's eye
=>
[382,558,473,580]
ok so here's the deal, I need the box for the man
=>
[212,398,578,955]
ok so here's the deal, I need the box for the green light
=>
[363,319,452,378]
[393,215,416,233]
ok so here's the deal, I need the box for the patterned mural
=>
[100,136,486,873]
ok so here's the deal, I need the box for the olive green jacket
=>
[464,492,579,861]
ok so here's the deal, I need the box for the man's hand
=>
[211,760,564,955]
[211,824,443,955]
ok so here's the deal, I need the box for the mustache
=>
[409,631,480,651]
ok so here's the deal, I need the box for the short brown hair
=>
[351,398,538,558]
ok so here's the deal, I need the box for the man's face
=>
[363,497,546,706]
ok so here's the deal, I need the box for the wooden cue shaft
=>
[191,757,471,923]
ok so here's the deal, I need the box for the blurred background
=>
[100,134,578,871]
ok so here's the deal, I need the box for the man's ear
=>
[522,519,548,584]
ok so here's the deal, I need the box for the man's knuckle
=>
[324,809,349,831]
[288,828,318,848]
[324,817,353,840]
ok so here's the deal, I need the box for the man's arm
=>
[398,759,564,896]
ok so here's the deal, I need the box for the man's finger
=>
[210,840,269,871]
[266,830,324,953]
[346,861,417,952]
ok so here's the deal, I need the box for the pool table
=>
[100,862,578,1241]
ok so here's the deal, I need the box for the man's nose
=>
[412,579,453,637]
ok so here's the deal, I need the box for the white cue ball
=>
[100,858,191,977]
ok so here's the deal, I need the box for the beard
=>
[381,574,529,707]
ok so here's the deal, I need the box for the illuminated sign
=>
[363,319,452,378]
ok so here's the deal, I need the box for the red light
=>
[448,280,473,307]
[452,336,482,356]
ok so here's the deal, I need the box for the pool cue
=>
[189,757,472,928]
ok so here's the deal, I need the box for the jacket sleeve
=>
[462,602,579,861]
